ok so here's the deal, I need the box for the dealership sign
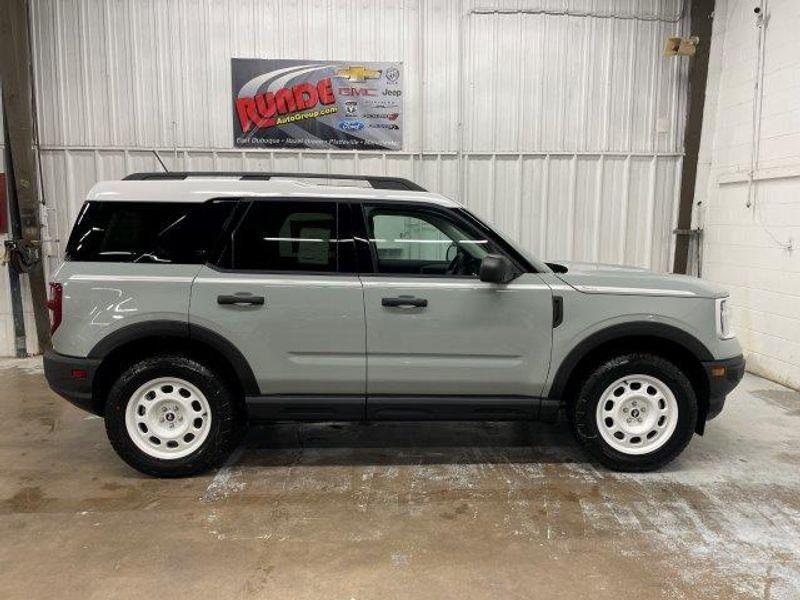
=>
[231,59,403,150]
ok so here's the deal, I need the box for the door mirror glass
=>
[479,254,517,284]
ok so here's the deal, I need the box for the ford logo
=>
[338,120,365,132]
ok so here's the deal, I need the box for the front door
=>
[357,203,553,417]
[190,200,365,415]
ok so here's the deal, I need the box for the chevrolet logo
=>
[334,65,381,82]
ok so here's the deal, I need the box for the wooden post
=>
[673,0,715,274]
[0,0,52,350]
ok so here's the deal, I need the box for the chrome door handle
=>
[217,293,265,306]
[381,296,428,308]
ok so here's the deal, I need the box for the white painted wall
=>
[4,0,694,356]
[696,0,800,389]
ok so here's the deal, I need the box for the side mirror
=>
[479,254,517,284]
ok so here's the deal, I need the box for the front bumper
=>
[43,349,102,415]
[702,354,745,421]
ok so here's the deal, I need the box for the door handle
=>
[381,295,428,308]
[217,293,265,306]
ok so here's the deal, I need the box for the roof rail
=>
[123,171,426,192]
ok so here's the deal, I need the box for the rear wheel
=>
[105,354,241,477]
[568,353,697,472]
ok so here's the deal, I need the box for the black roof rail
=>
[122,171,427,192]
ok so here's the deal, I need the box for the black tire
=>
[104,354,242,477]
[568,353,698,472]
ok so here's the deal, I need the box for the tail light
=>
[46,282,63,333]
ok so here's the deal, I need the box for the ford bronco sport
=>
[43,172,744,477]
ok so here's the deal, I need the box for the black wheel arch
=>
[89,320,258,414]
[549,322,713,433]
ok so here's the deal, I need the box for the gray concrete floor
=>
[1,358,799,599]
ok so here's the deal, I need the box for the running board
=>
[245,395,364,421]
[245,395,561,423]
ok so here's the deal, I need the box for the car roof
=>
[86,178,461,208]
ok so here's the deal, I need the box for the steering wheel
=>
[446,247,483,276]
[445,242,458,262]
[445,247,467,275]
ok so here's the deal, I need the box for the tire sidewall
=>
[105,355,236,477]
[572,354,698,471]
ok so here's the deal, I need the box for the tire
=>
[104,354,242,477]
[568,353,698,472]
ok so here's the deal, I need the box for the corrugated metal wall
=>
[30,0,689,276]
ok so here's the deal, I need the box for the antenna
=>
[152,150,169,173]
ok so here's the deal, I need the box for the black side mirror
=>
[479,254,517,284]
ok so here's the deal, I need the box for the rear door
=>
[356,202,553,417]
[189,199,365,415]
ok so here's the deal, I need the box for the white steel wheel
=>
[595,374,679,455]
[124,377,212,460]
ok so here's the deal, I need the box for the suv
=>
[43,172,744,477]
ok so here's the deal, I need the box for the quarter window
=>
[364,206,499,276]
[64,200,235,264]
[231,201,338,272]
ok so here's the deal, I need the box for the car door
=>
[189,199,365,418]
[356,202,553,418]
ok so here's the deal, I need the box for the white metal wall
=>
[29,0,689,279]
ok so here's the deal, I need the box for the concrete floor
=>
[1,359,799,600]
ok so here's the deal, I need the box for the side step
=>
[245,395,561,422]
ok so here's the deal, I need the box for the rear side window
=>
[65,200,235,263]
[229,201,338,272]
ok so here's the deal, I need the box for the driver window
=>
[366,207,498,276]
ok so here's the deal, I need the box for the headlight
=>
[715,297,735,339]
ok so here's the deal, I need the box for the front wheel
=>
[105,354,242,477]
[568,353,698,472]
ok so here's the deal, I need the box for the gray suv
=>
[43,172,744,477]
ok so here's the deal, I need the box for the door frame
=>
[193,195,366,416]
[349,199,553,420]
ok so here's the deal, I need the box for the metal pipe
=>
[747,0,767,209]
[418,0,425,176]
[37,145,684,158]
[469,1,685,23]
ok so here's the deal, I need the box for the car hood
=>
[548,261,729,299]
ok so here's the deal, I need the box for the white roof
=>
[86,177,460,208]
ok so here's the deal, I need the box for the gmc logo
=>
[338,87,377,97]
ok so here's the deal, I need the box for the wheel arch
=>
[549,322,712,433]
[89,320,258,414]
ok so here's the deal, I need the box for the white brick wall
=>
[697,0,800,389]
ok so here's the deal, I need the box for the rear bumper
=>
[43,349,102,415]
[702,354,745,421]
